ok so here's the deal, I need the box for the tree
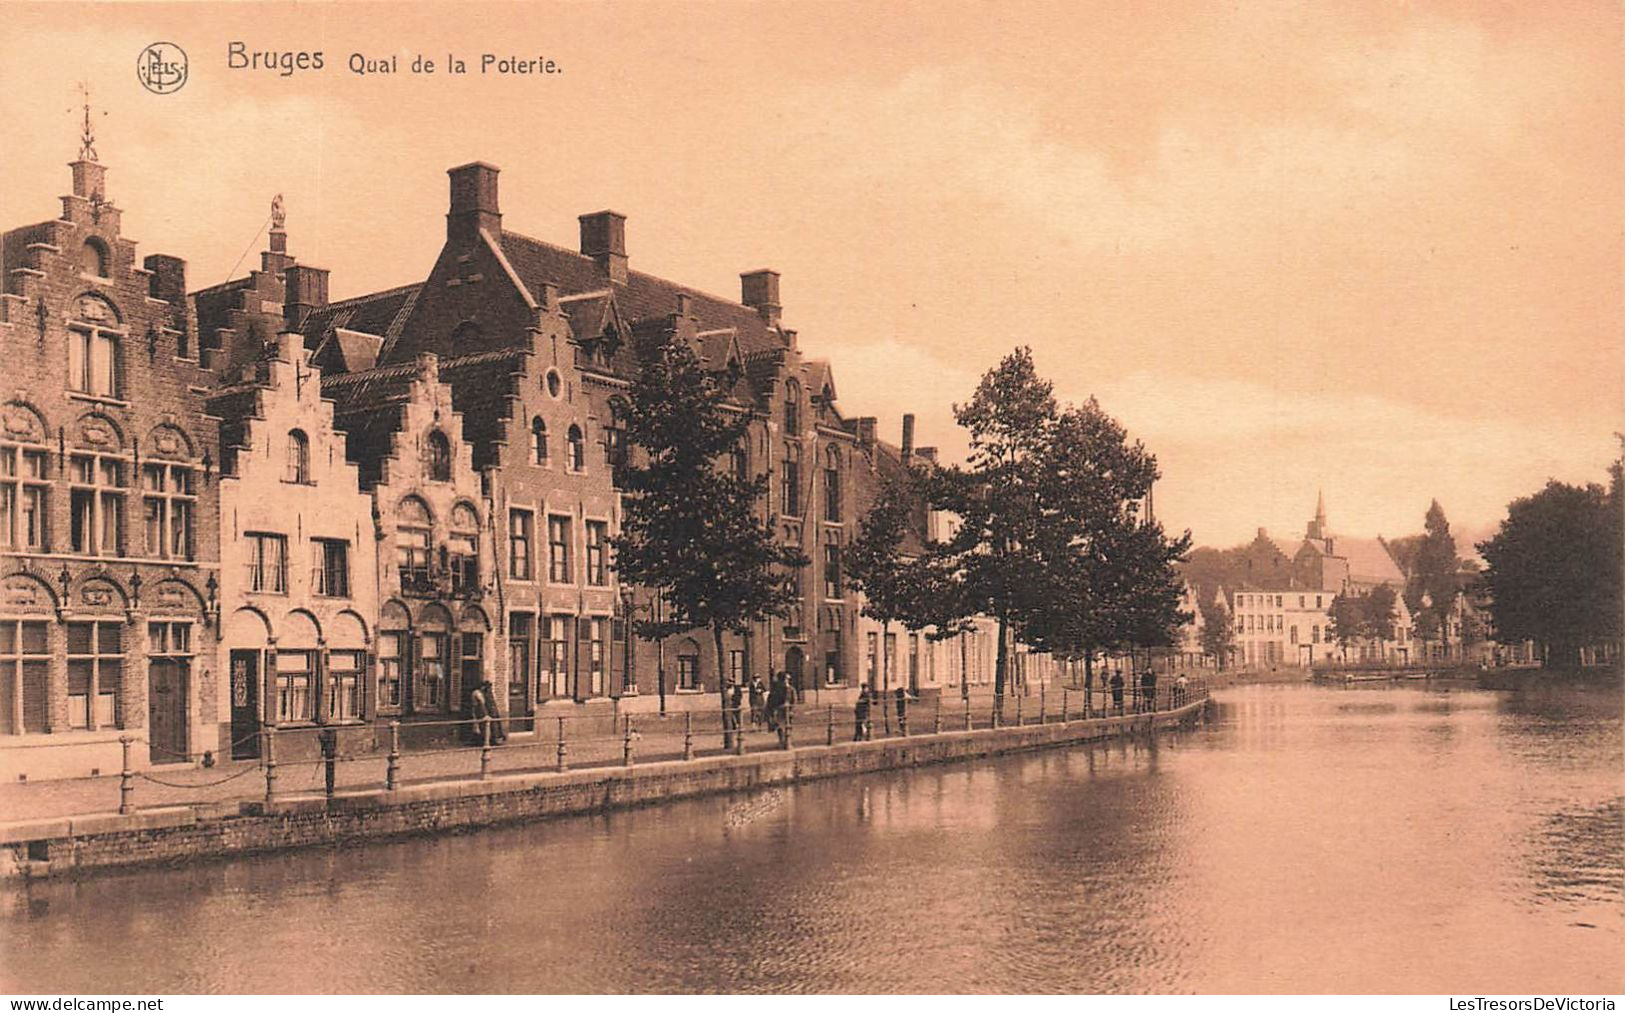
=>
[1327,593,1364,657]
[1479,466,1623,668]
[845,472,951,727]
[611,333,808,746]
[1365,583,1399,644]
[1403,500,1459,659]
[927,348,1058,716]
[1198,595,1235,668]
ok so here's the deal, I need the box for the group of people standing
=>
[729,671,797,743]
[852,686,909,741]
[1105,669,1193,712]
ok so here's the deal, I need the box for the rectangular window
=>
[1312,625,1321,644]
[547,616,570,697]
[1290,625,1298,645]
[866,632,878,684]
[69,328,119,397]
[884,633,897,686]
[328,651,363,722]
[313,539,350,597]
[0,620,50,735]
[460,633,483,710]
[509,509,533,580]
[782,444,801,516]
[587,619,605,696]
[1316,595,1323,608]
[824,543,842,600]
[585,520,608,586]
[140,464,195,560]
[509,614,533,709]
[678,654,700,691]
[69,454,125,556]
[398,525,431,589]
[275,650,313,723]
[0,447,50,551]
[246,532,288,593]
[729,649,744,686]
[548,515,572,584]
[377,632,404,713]
[417,632,447,712]
[67,622,124,730]
[449,531,479,595]
[824,649,841,686]
[909,633,920,687]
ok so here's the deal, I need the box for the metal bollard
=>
[556,715,569,772]
[826,705,835,747]
[933,702,942,735]
[964,697,973,732]
[1061,688,1069,723]
[683,711,694,761]
[479,719,492,780]
[780,705,793,750]
[263,726,277,803]
[733,708,745,756]
[1040,684,1047,724]
[1016,692,1023,727]
[118,735,134,814]
[623,715,635,766]
[386,720,401,791]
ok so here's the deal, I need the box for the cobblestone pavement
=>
[0,683,1157,824]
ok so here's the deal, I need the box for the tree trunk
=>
[880,619,892,734]
[994,611,1009,720]
[713,623,732,749]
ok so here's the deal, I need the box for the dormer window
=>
[426,431,451,482]
[81,239,110,279]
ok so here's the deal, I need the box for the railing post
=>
[262,726,277,803]
[623,715,635,766]
[118,735,134,815]
[1040,684,1047,724]
[479,717,492,780]
[1061,688,1069,723]
[386,720,400,791]
[826,705,834,747]
[1015,692,1024,727]
[780,704,793,750]
[683,710,694,761]
[964,696,972,732]
[733,707,745,756]
[556,715,569,771]
[933,699,942,735]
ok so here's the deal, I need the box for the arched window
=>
[677,639,701,691]
[824,445,841,521]
[426,431,451,482]
[285,430,310,484]
[397,497,433,590]
[450,503,480,595]
[729,445,748,482]
[781,441,801,515]
[566,424,585,473]
[81,239,109,279]
[783,380,801,436]
[530,417,548,465]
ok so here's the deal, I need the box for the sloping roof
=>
[312,327,383,373]
[300,283,422,360]
[498,230,788,357]
[1339,536,1404,586]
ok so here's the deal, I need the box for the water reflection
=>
[1,683,1619,994]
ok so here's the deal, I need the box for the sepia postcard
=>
[0,1,1620,1002]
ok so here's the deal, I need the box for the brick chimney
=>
[284,264,330,330]
[914,446,938,465]
[143,255,187,306]
[856,417,877,448]
[579,210,628,284]
[447,162,502,244]
[71,160,107,203]
[901,414,915,461]
[740,269,781,327]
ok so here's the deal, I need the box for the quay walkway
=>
[0,683,1209,881]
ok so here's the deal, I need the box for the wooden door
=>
[147,657,189,764]
[229,649,260,759]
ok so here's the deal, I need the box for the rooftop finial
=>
[77,82,99,162]
[271,193,286,231]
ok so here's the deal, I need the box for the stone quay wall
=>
[0,699,1209,882]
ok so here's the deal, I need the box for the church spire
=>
[1307,489,1328,541]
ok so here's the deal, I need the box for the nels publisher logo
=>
[137,42,188,94]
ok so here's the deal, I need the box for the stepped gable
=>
[204,377,267,477]
[498,230,788,357]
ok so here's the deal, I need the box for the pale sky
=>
[2,2,1619,549]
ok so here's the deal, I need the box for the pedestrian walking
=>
[467,682,491,745]
[765,672,786,733]
[854,689,871,741]
[1110,670,1126,713]
[894,686,908,735]
[730,680,746,735]
[1174,672,1190,707]
[479,680,507,744]
[749,675,766,727]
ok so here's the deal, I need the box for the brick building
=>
[0,145,221,780]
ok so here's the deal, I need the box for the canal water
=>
[2,683,1620,994]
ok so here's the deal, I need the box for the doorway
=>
[147,657,189,764]
[229,649,261,759]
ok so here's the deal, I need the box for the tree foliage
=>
[1403,499,1460,649]
[1198,595,1235,667]
[610,332,808,738]
[1478,463,1623,667]
[1326,585,1399,651]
